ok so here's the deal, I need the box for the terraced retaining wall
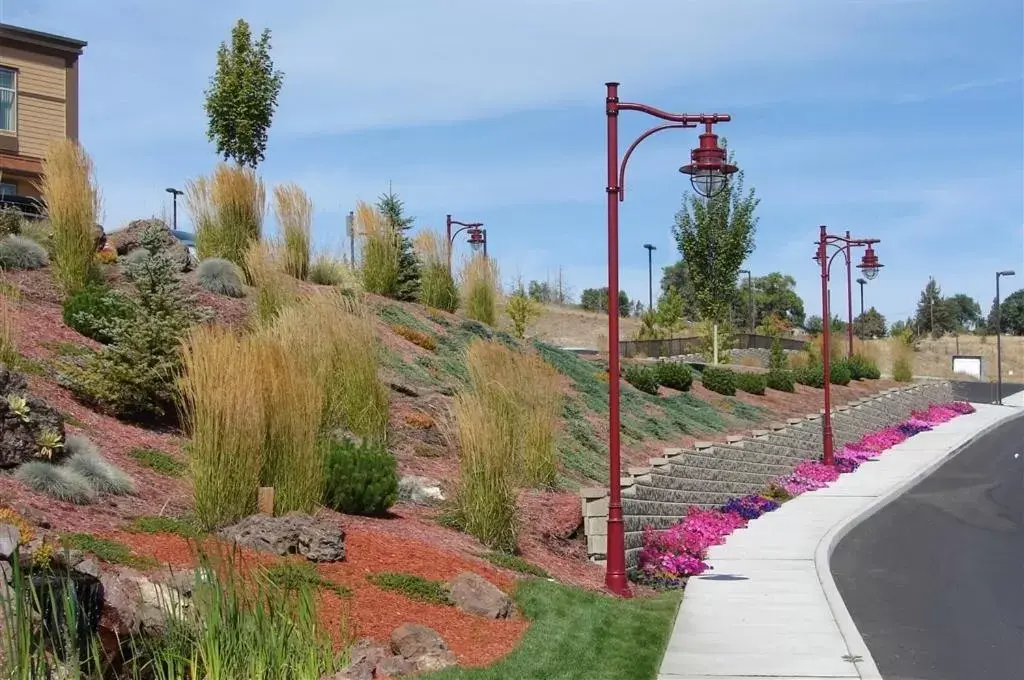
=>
[580,382,955,566]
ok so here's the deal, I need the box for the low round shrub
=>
[701,366,737,396]
[197,257,246,298]
[121,248,150,267]
[766,369,796,393]
[323,438,399,516]
[623,364,659,395]
[62,284,136,344]
[736,371,767,395]
[849,353,881,380]
[830,358,852,386]
[795,364,825,388]
[655,362,693,392]
[14,460,96,505]
[0,235,48,270]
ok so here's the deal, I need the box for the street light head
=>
[679,122,738,199]
[643,243,656,251]
[856,277,867,286]
[997,270,1016,277]
[165,187,182,196]
[738,269,750,275]
[467,227,485,252]
[857,244,883,280]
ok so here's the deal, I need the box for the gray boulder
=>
[0,524,20,560]
[398,476,446,506]
[218,513,345,562]
[108,218,192,272]
[390,623,457,672]
[447,571,513,619]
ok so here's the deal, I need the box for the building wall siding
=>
[0,45,67,159]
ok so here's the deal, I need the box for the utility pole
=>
[346,211,355,264]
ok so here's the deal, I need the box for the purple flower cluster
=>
[721,494,780,520]
[638,507,750,579]
[636,401,975,587]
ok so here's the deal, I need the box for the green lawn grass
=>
[422,579,680,680]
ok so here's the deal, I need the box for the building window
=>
[0,68,15,132]
[0,182,15,197]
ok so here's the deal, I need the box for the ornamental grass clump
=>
[179,325,266,528]
[460,254,500,326]
[186,162,266,267]
[273,182,313,280]
[37,139,100,295]
[197,257,246,297]
[453,340,562,550]
[414,229,459,312]
[358,201,401,297]
[244,239,300,325]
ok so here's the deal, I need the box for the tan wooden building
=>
[0,23,87,199]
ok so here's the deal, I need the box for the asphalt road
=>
[832,410,1024,680]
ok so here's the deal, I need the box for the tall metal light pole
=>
[845,230,855,357]
[814,226,883,465]
[738,269,753,332]
[445,214,484,272]
[643,244,657,311]
[856,277,867,316]
[345,211,355,264]
[165,187,183,231]
[996,270,1015,405]
[605,82,735,596]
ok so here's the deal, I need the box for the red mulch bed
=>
[100,527,530,668]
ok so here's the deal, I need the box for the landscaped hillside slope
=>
[0,243,895,672]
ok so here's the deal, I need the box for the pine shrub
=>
[701,366,737,396]
[769,335,788,371]
[0,235,48,270]
[62,284,136,344]
[736,371,767,395]
[623,364,659,395]
[766,369,796,393]
[655,362,693,392]
[63,226,207,421]
[893,356,913,382]
[322,438,398,516]
[197,257,246,297]
[830,358,852,386]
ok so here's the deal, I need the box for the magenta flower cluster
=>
[637,401,975,585]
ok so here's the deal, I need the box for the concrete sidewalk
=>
[657,401,1022,680]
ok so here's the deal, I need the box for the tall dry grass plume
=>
[357,201,401,296]
[0,280,19,367]
[37,140,100,295]
[453,339,562,550]
[460,254,500,325]
[414,229,458,312]
[309,250,360,290]
[270,293,388,443]
[179,325,266,529]
[889,334,915,382]
[244,239,299,325]
[252,330,325,515]
[186,163,265,266]
[273,182,313,280]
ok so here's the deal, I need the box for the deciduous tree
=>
[204,19,284,168]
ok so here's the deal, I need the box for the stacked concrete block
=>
[580,382,957,565]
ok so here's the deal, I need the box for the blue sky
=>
[5,0,1023,325]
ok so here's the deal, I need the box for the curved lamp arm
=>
[618,123,696,202]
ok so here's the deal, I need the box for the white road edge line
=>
[813,405,1024,680]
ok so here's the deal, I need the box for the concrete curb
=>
[813,404,1024,679]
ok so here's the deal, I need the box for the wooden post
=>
[257,487,274,515]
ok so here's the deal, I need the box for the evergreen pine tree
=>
[376,188,420,302]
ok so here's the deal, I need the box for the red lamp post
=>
[446,214,485,272]
[814,226,883,465]
[605,82,736,596]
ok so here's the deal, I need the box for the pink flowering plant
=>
[634,401,975,587]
